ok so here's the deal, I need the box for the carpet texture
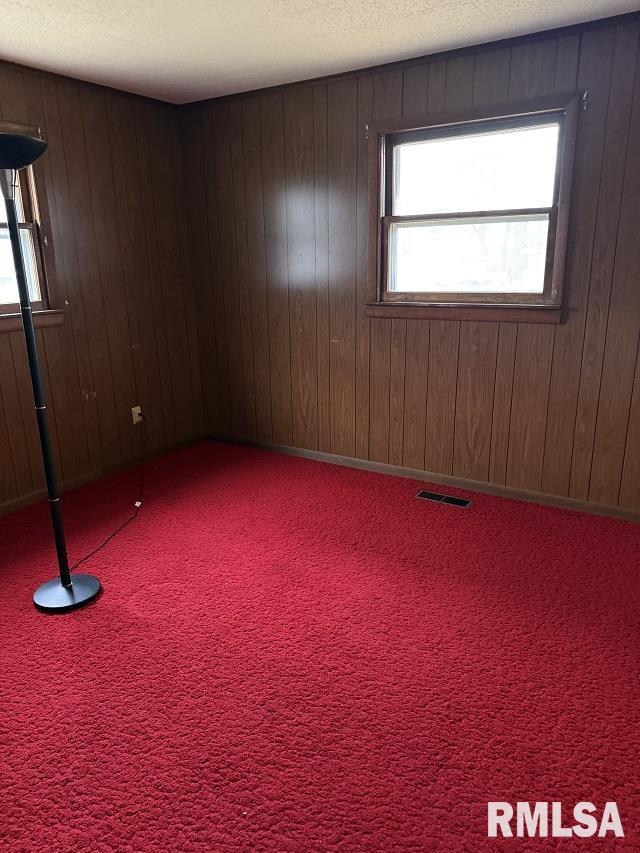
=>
[0,441,638,851]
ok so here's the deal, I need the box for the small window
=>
[367,95,579,321]
[0,164,48,315]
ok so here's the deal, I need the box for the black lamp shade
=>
[0,132,47,169]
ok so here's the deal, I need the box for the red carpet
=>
[0,441,638,851]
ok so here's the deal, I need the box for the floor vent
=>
[416,489,472,508]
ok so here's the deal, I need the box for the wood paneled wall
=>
[0,63,203,513]
[181,16,640,515]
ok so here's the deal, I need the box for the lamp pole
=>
[1,130,101,612]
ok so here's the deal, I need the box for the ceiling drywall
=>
[0,1,635,104]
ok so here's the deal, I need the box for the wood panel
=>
[588,48,640,506]
[81,88,138,463]
[313,84,331,454]
[170,109,204,440]
[354,75,374,460]
[201,107,232,434]
[40,76,102,476]
[568,25,638,499]
[240,96,272,442]
[327,79,358,457]
[210,101,247,438]
[180,107,222,436]
[454,323,498,481]
[284,87,318,449]
[229,101,257,440]
[0,62,202,513]
[260,92,293,446]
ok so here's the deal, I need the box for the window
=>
[367,94,579,322]
[0,166,48,314]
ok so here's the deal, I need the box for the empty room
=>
[0,0,639,849]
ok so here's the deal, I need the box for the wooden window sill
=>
[364,303,563,323]
[0,309,64,333]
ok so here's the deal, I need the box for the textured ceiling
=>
[0,0,636,104]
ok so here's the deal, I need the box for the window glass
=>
[0,176,42,306]
[389,214,549,294]
[393,122,560,216]
[0,179,25,224]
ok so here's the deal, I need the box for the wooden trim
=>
[370,93,574,137]
[180,11,640,108]
[550,91,579,306]
[369,93,579,316]
[0,435,201,516]
[382,290,555,306]
[386,112,562,147]
[0,309,64,333]
[210,437,640,523]
[30,221,50,305]
[384,208,551,223]
[0,471,96,517]
[29,159,59,310]
[0,298,45,315]
[0,119,41,137]
[382,211,554,306]
[364,302,562,323]
[0,221,49,307]
[367,121,384,304]
[21,163,55,309]
[0,161,54,310]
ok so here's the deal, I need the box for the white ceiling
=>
[0,1,635,104]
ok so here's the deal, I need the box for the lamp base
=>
[33,573,101,613]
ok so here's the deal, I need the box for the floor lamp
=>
[1,130,101,613]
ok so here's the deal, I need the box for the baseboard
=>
[0,436,204,517]
[210,436,640,524]
[6,434,636,524]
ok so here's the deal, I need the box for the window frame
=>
[0,121,53,318]
[366,93,580,323]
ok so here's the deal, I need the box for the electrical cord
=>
[70,417,146,572]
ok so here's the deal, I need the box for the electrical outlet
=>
[131,405,143,425]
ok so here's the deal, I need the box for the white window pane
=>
[0,230,17,303]
[0,228,41,304]
[0,179,26,225]
[389,215,549,294]
[393,123,559,215]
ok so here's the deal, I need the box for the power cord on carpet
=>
[70,417,146,572]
